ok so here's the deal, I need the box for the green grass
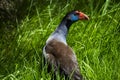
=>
[0,0,120,80]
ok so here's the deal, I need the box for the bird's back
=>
[44,39,83,80]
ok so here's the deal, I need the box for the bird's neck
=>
[55,19,73,37]
[47,18,74,45]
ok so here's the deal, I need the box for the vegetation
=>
[0,0,120,80]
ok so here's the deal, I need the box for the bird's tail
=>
[72,70,83,80]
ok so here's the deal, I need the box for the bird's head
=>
[66,10,89,22]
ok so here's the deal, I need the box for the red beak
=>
[79,12,89,20]
[76,11,89,20]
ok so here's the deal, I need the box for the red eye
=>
[74,13,79,15]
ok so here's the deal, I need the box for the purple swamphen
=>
[43,10,89,80]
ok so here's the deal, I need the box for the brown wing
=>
[45,39,83,80]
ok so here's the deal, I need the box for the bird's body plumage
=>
[43,10,89,80]
[43,39,82,80]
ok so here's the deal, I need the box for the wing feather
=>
[43,39,83,80]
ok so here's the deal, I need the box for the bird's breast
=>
[46,33,67,45]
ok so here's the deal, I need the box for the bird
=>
[43,10,89,80]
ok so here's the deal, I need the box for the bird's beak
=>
[78,11,89,20]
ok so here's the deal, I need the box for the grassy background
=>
[0,0,120,80]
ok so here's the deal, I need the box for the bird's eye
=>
[74,13,79,16]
